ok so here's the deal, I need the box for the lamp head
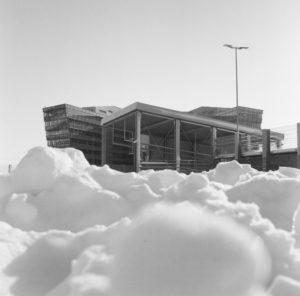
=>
[224,44,249,50]
[224,44,234,49]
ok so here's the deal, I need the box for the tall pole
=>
[235,48,239,140]
[224,44,249,160]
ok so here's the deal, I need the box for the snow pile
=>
[107,203,269,296]
[205,160,255,185]
[269,275,300,296]
[226,173,300,230]
[1,146,300,296]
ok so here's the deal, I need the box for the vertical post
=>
[235,48,239,138]
[246,134,251,152]
[262,129,270,171]
[297,123,300,168]
[211,127,217,167]
[234,132,240,161]
[175,119,181,171]
[101,126,107,166]
[135,111,142,172]
[194,132,197,161]
[234,48,240,162]
[224,44,248,160]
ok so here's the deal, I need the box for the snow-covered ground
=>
[1,146,300,296]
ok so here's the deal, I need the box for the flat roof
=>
[43,103,104,117]
[101,102,265,136]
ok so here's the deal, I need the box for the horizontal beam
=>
[102,101,264,136]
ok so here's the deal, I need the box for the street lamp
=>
[224,44,249,160]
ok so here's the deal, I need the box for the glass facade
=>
[104,111,217,173]
[179,121,213,172]
[104,113,136,172]
[43,104,102,165]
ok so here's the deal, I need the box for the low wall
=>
[240,153,263,171]
[270,149,298,170]
[239,149,298,171]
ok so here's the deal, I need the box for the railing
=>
[215,133,264,157]
[214,124,298,157]
[141,143,175,163]
[140,142,175,171]
[180,147,212,172]
[270,124,297,151]
[240,134,263,154]
[141,161,176,171]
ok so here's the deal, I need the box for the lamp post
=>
[224,44,249,160]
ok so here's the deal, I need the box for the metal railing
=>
[240,134,263,153]
[270,124,297,151]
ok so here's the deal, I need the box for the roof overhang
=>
[101,102,267,136]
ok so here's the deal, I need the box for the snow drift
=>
[1,146,300,296]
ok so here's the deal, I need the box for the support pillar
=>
[101,126,107,166]
[135,111,142,172]
[262,129,270,171]
[297,123,300,168]
[175,119,181,171]
[246,134,251,152]
[211,127,217,167]
[234,132,240,161]
[194,132,197,161]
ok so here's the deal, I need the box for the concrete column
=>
[194,132,197,161]
[262,129,270,171]
[135,111,142,172]
[101,126,107,166]
[211,127,217,166]
[234,132,240,161]
[246,134,251,152]
[297,123,300,169]
[175,119,181,171]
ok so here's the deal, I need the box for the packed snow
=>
[1,146,300,296]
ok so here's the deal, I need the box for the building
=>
[101,102,283,173]
[43,102,283,172]
[189,106,263,129]
[43,104,119,165]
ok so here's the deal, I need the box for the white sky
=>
[1,0,300,165]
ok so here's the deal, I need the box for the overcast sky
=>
[1,0,300,165]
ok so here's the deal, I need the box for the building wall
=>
[239,154,263,171]
[43,104,103,165]
[238,151,298,171]
[270,151,298,170]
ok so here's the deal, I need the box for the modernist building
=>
[43,102,283,172]
[101,102,282,172]
[43,104,119,165]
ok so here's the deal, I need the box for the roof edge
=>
[102,101,264,135]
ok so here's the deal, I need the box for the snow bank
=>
[226,173,300,231]
[11,147,90,194]
[269,275,300,296]
[1,147,300,296]
[107,203,269,296]
[205,160,256,185]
